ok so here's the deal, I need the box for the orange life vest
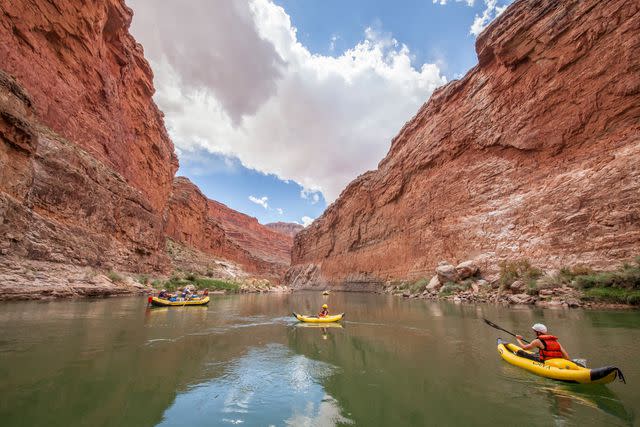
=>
[538,335,563,360]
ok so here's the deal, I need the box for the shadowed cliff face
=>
[287,0,640,289]
[0,0,178,212]
[0,70,169,272]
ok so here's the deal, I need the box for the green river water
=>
[0,292,638,426]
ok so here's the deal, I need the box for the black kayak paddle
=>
[483,318,529,343]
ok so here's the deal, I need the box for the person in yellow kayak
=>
[516,323,570,362]
[318,304,329,318]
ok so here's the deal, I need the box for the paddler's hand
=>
[516,335,523,340]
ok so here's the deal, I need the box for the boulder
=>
[566,298,582,308]
[509,280,525,293]
[435,262,458,283]
[455,260,479,280]
[471,279,490,293]
[508,293,536,305]
[426,275,442,291]
[539,289,554,297]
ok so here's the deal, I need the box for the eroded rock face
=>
[0,0,294,299]
[164,177,294,280]
[0,70,169,273]
[0,0,178,212]
[288,0,640,289]
[265,222,304,238]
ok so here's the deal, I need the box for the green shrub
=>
[582,288,640,305]
[570,264,595,276]
[498,259,542,289]
[193,277,239,292]
[526,280,539,296]
[439,281,468,296]
[574,267,640,290]
[409,277,430,294]
[107,271,123,283]
[627,292,640,305]
[185,273,196,281]
[137,274,149,285]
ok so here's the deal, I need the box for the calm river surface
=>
[0,292,638,426]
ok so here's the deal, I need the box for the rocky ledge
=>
[0,255,290,301]
[383,258,640,309]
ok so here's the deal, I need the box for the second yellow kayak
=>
[497,339,624,384]
[293,312,344,323]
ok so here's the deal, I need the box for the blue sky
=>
[276,0,481,78]
[130,0,513,226]
[178,149,326,225]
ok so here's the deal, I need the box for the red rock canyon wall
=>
[286,0,640,289]
[164,177,293,280]
[1,0,294,289]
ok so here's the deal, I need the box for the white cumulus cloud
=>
[129,0,447,202]
[470,0,511,36]
[248,195,269,209]
[432,0,475,6]
[300,189,321,204]
[301,216,314,227]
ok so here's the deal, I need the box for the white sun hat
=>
[532,323,548,334]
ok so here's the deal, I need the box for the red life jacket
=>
[538,335,563,360]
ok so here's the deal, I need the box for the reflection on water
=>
[0,293,638,426]
[539,384,634,425]
[158,344,352,426]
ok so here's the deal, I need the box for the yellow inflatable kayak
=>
[149,296,210,307]
[293,312,344,323]
[497,339,624,384]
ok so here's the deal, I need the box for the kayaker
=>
[318,304,329,317]
[516,323,570,361]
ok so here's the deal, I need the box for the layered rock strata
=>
[265,222,304,238]
[0,70,168,272]
[0,0,178,211]
[0,0,295,299]
[164,177,293,280]
[287,0,640,290]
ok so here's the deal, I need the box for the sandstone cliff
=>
[265,222,304,238]
[0,0,178,211]
[164,177,293,280]
[287,0,640,290]
[0,0,294,298]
